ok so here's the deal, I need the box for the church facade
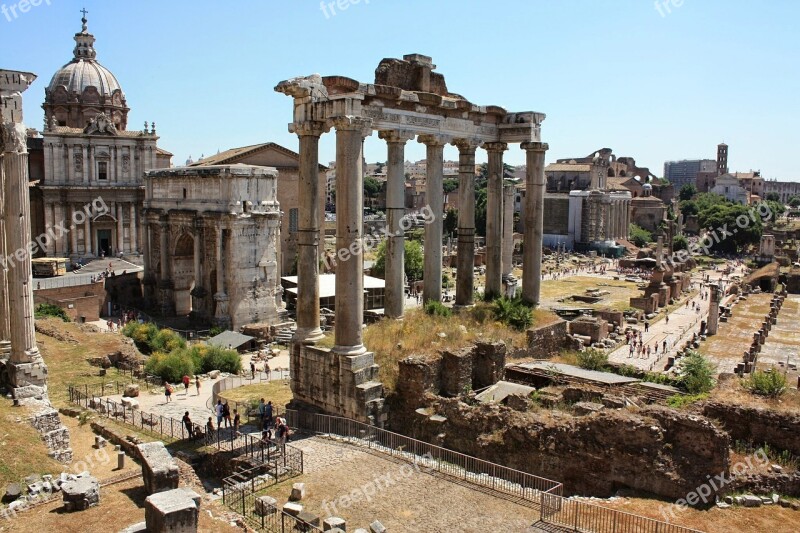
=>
[34,15,171,260]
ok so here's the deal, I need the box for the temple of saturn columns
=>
[275,54,547,423]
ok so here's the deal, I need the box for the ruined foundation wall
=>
[701,402,800,456]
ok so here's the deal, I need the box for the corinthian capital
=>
[483,141,508,153]
[291,121,328,137]
[1,122,27,154]
[452,138,483,154]
[521,141,549,152]
[329,116,373,137]
[378,130,416,144]
[417,134,451,147]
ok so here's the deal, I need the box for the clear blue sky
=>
[4,0,799,179]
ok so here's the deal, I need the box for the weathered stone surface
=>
[573,402,604,416]
[283,502,302,516]
[289,482,306,501]
[123,384,140,397]
[119,521,148,533]
[137,442,179,495]
[741,495,762,507]
[254,495,278,516]
[525,320,568,358]
[61,476,100,511]
[323,516,347,531]
[369,520,387,533]
[144,488,199,532]
[701,402,800,456]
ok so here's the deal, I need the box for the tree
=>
[765,192,781,202]
[788,196,800,207]
[679,184,697,201]
[443,208,458,236]
[363,176,382,199]
[443,178,459,194]
[678,351,716,394]
[673,234,688,251]
[629,224,652,247]
[375,162,384,174]
[371,239,424,281]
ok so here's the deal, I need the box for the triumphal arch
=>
[142,165,282,331]
[276,54,548,424]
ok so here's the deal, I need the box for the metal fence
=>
[222,447,310,532]
[285,410,563,502]
[540,492,704,533]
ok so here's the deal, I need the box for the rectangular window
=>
[289,208,298,233]
[98,161,108,180]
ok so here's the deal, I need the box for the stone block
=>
[323,517,347,531]
[121,397,140,409]
[119,522,148,533]
[573,402,604,416]
[290,482,306,501]
[369,520,387,533]
[297,511,320,528]
[144,488,199,533]
[208,370,220,379]
[254,495,278,516]
[741,495,762,507]
[441,348,473,397]
[123,384,140,398]
[137,442,179,495]
[283,502,303,516]
[61,476,100,511]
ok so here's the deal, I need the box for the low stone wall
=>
[700,402,800,456]
[524,320,568,358]
[398,399,730,499]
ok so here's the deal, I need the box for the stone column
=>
[707,283,721,336]
[331,116,372,355]
[380,130,414,319]
[43,202,54,256]
[1,69,48,396]
[159,218,175,316]
[521,142,548,306]
[502,183,515,276]
[53,203,66,256]
[192,222,202,313]
[293,122,326,344]
[213,227,229,328]
[129,203,138,254]
[84,215,93,257]
[453,139,480,308]
[116,203,124,254]
[418,134,447,304]
[0,147,9,357]
[484,142,507,300]
[69,204,79,256]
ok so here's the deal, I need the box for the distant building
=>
[763,179,800,203]
[710,173,750,204]
[663,159,717,189]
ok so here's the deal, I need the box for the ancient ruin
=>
[275,54,548,423]
[142,165,282,330]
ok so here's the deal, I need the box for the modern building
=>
[764,179,800,203]
[33,14,172,260]
[663,159,717,189]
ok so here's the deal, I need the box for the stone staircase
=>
[273,324,296,344]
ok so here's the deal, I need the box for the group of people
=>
[163,375,201,402]
[626,328,669,360]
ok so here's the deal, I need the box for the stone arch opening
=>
[172,233,195,315]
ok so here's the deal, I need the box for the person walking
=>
[182,374,190,395]
[250,361,256,379]
[644,321,650,333]
[233,409,241,436]
[205,417,215,443]
[182,411,193,438]
[665,315,669,325]
[164,382,173,403]
[222,401,232,429]
[663,339,668,353]
[215,399,224,427]
[265,401,274,429]
[258,398,266,430]
[195,376,201,396]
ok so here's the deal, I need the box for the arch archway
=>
[172,233,195,315]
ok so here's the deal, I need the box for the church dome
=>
[43,13,129,130]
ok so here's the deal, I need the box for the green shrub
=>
[34,303,70,322]
[123,322,159,353]
[677,351,717,394]
[745,369,787,397]
[208,326,225,337]
[666,392,708,409]
[198,345,242,374]
[629,224,652,248]
[576,348,608,371]
[144,350,196,383]
[151,328,186,353]
[491,296,533,331]
[616,364,640,378]
[424,300,452,317]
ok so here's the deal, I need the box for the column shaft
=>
[0,156,9,347]
[116,203,124,254]
[129,203,138,254]
[419,135,446,304]
[69,204,78,255]
[293,123,326,343]
[522,142,548,306]
[454,140,478,307]
[84,212,93,256]
[502,183,515,276]
[484,142,507,299]
[332,117,371,354]
[380,131,413,319]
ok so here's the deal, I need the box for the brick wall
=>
[34,281,106,321]
[525,319,568,358]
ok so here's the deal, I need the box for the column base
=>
[453,303,475,312]
[332,344,367,356]
[0,340,11,358]
[8,358,49,400]
[292,327,325,345]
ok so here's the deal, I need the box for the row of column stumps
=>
[290,114,548,354]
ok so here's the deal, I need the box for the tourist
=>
[646,345,651,358]
[195,376,201,396]
[258,398,266,430]
[164,382,173,402]
[264,361,271,381]
[182,411,193,438]
[665,315,669,325]
[250,360,256,378]
[265,401,274,429]
[644,321,650,333]
[215,399,224,426]
[205,417,215,443]
[222,401,232,428]
[182,374,190,394]
[233,409,240,436]
[663,339,668,353]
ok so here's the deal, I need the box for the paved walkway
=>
[608,263,745,371]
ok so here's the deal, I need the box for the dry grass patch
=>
[218,379,293,409]
[709,376,800,414]
[0,399,62,487]
[539,276,642,311]
[698,293,773,368]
